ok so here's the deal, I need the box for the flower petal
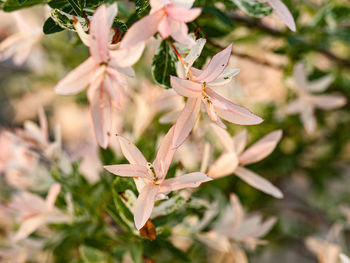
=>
[90,87,111,149]
[173,98,201,148]
[309,94,346,110]
[234,166,283,198]
[54,57,97,95]
[195,44,232,83]
[153,126,176,181]
[306,75,334,93]
[293,63,308,91]
[170,76,202,98]
[73,19,90,46]
[13,215,45,241]
[210,124,234,152]
[158,16,171,38]
[120,10,164,49]
[109,42,145,68]
[239,130,282,165]
[104,164,152,179]
[207,152,239,179]
[89,4,111,62]
[206,87,263,125]
[45,183,61,211]
[159,172,212,193]
[169,19,195,46]
[208,68,240,87]
[165,5,201,22]
[233,129,247,155]
[266,0,296,31]
[117,136,148,166]
[134,183,159,230]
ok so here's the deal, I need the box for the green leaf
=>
[2,0,44,12]
[43,17,64,34]
[130,242,143,263]
[17,0,26,4]
[47,0,68,9]
[203,6,234,28]
[231,0,273,18]
[135,0,150,18]
[152,40,178,89]
[67,0,81,15]
[79,245,107,263]
[111,177,138,229]
[50,8,76,31]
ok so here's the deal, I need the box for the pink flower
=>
[0,9,43,66]
[104,127,212,230]
[9,183,71,241]
[202,194,276,252]
[54,4,144,148]
[259,0,296,31]
[120,0,201,48]
[285,63,347,134]
[208,125,283,198]
[170,44,263,148]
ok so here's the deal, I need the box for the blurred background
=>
[0,0,350,262]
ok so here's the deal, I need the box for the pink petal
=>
[309,94,346,110]
[284,99,304,114]
[90,87,111,149]
[169,19,195,46]
[38,106,48,144]
[159,172,212,193]
[234,166,283,198]
[210,124,234,152]
[206,87,263,125]
[170,76,202,98]
[45,183,61,211]
[13,215,45,241]
[120,10,164,49]
[109,42,145,68]
[239,130,282,165]
[306,75,334,93]
[158,16,171,38]
[293,63,308,91]
[195,44,233,83]
[117,136,148,166]
[54,57,97,95]
[253,217,277,238]
[229,194,244,231]
[103,73,120,107]
[266,0,296,31]
[73,19,90,46]
[233,129,248,155]
[104,164,152,179]
[89,5,111,63]
[134,183,159,230]
[153,126,176,181]
[207,152,238,179]
[173,98,201,148]
[165,5,201,22]
[208,68,240,87]
[301,105,316,134]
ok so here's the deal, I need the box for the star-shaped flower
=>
[208,125,283,198]
[170,43,263,148]
[9,183,71,241]
[104,127,212,230]
[285,63,346,134]
[200,194,276,252]
[120,0,201,48]
[54,4,145,148]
